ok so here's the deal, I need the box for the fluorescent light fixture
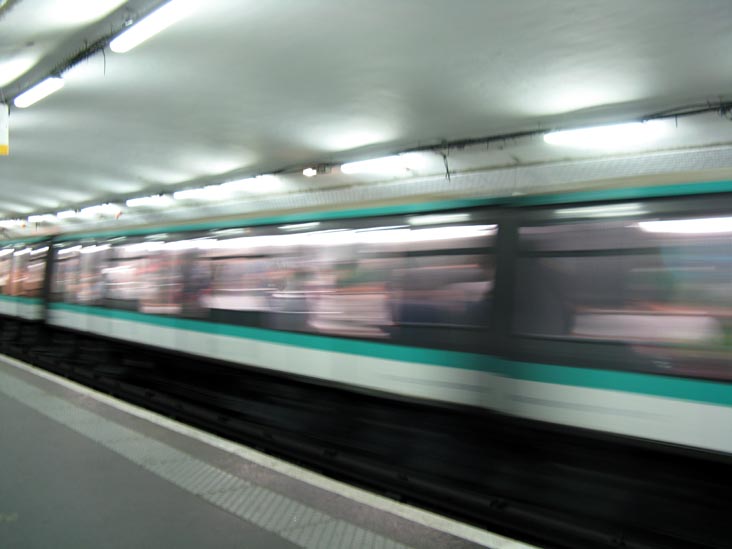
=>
[173,186,227,200]
[13,77,64,108]
[80,203,122,218]
[556,203,645,218]
[543,121,667,149]
[15,248,31,256]
[56,210,77,219]
[220,178,255,193]
[31,246,49,256]
[341,154,424,175]
[245,174,286,195]
[79,203,122,219]
[279,222,320,231]
[110,0,191,53]
[302,168,317,178]
[638,216,732,234]
[0,249,14,257]
[407,213,471,226]
[173,188,205,200]
[0,219,24,228]
[28,214,57,224]
[126,194,173,208]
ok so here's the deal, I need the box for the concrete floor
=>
[0,356,513,549]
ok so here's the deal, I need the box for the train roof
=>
[41,177,732,242]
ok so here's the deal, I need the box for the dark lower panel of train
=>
[1,317,729,549]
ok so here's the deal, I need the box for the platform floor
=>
[0,355,536,549]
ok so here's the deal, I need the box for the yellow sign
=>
[0,103,8,156]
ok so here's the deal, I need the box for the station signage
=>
[0,103,8,156]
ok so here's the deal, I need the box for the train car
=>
[19,180,732,457]
[0,238,50,321]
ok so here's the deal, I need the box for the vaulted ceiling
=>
[2,0,732,235]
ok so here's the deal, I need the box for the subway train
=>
[1,179,731,457]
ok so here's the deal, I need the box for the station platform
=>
[0,355,536,549]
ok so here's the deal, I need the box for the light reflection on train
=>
[0,245,48,298]
[51,223,497,344]
[513,213,732,379]
[4,203,732,384]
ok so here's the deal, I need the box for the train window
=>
[0,248,14,295]
[48,212,499,353]
[198,219,498,350]
[514,214,732,379]
[51,245,82,302]
[0,245,49,298]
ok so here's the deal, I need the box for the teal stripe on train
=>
[49,302,732,406]
[511,178,732,206]
[0,295,43,305]
[0,237,49,246]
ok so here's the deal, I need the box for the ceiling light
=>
[110,0,191,53]
[126,194,173,208]
[173,188,207,200]
[245,174,287,195]
[302,168,317,178]
[28,214,57,224]
[0,219,24,229]
[220,178,254,193]
[79,203,122,218]
[173,185,228,200]
[341,155,406,175]
[57,210,77,219]
[543,121,667,149]
[13,77,64,108]
[341,153,427,175]
[638,217,732,234]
